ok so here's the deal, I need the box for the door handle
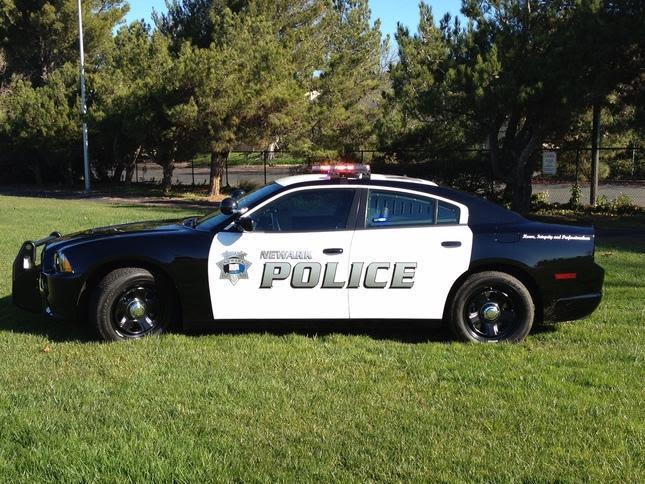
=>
[323,248,344,255]
[441,241,462,248]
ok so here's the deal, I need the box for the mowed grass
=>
[0,195,643,482]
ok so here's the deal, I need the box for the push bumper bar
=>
[12,232,62,313]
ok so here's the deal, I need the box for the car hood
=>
[45,218,191,252]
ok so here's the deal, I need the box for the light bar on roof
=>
[311,163,371,179]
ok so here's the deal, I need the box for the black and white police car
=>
[13,164,604,342]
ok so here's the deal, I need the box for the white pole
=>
[78,0,91,192]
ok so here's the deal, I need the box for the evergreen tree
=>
[391,0,644,211]
[0,0,127,183]
[154,0,332,195]
[0,0,128,86]
[310,0,384,156]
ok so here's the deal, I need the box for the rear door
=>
[348,187,472,319]
[208,186,358,320]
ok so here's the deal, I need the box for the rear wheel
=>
[448,271,534,343]
[90,267,176,341]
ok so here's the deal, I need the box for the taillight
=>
[554,273,577,280]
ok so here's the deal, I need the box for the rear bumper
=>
[550,292,603,322]
[542,261,604,322]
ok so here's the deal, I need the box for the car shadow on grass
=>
[0,296,453,344]
[0,296,95,343]
[186,319,455,344]
[1,296,558,345]
[186,319,559,343]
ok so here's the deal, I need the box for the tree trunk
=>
[267,138,279,163]
[510,165,533,213]
[590,102,601,206]
[113,163,124,182]
[506,128,542,213]
[209,149,228,197]
[124,146,141,185]
[124,164,134,184]
[112,136,124,181]
[162,160,174,195]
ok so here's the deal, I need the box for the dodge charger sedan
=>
[13,164,604,342]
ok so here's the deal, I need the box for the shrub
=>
[611,193,638,214]
[569,183,582,209]
[591,193,639,215]
[531,190,550,210]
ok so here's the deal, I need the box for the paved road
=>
[133,164,645,206]
[134,163,292,187]
[532,183,644,206]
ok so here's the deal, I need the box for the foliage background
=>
[0,0,643,209]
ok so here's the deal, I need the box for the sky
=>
[124,0,463,39]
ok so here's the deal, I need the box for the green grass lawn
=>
[0,195,643,481]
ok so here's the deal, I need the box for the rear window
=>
[437,201,460,224]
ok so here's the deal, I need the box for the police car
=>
[13,164,604,342]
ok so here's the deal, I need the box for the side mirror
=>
[220,197,240,215]
[237,217,256,232]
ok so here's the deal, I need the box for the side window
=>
[367,190,436,227]
[252,189,355,232]
[437,201,460,224]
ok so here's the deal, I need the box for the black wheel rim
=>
[112,284,163,338]
[463,285,520,341]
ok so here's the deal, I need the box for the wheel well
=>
[443,262,543,324]
[78,260,183,325]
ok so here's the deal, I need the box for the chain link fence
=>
[128,147,644,207]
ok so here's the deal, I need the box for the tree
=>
[90,22,172,185]
[0,0,128,184]
[391,0,645,212]
[0,0,128,86]
[178,9,307,196]
[309,0,385,156]
[0,63,81,184]
[387,5,473,150]
[155,0,332,196]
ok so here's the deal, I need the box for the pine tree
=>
[310,0,384,156]
[390,0,645,211]
[0,0,127,183]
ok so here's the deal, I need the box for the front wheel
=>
[448,271,534,343]
[89,267,176,341]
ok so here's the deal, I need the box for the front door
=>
[348,188,473,319]
[208,187,358,320]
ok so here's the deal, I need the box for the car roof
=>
[275,173,439,187]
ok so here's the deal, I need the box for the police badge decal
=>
[216,252,252,285]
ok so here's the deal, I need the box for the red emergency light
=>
[311,163,371,179]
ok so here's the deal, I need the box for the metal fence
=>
[530,146,644,207]
[128,147,645,207]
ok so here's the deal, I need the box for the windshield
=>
[195,182,283,230]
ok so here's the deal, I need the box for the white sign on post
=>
[542,151,557,175]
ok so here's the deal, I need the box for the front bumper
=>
[12,234,84,321]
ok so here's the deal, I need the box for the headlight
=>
[54,252,74,273]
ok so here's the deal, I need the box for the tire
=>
[89,267,176,342]
[448,271,534,343]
